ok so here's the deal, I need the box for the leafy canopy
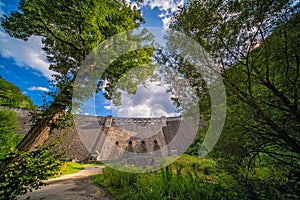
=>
[0,76,36,109]
[1,0,149,107]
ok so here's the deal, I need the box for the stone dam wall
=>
[1,106,184,162]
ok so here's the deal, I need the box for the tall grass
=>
[94,155,231,200]
[94,155,287,200]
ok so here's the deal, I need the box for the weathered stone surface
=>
[3,106,188,162]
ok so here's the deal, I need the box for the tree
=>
[167,2,300,191]
[169,1,300,197]
[0,0,153,167]
[0,77,36,109]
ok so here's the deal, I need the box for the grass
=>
[56,161,103,176]
[93,154,288,200]
[58,162,85,175]
[93,154,226,200]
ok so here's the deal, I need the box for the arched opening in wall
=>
[139,141,147,153]
[115,141,119,146]
[128,141,134,152]
[153,140,160,151]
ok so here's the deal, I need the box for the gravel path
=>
[17,166,111,200]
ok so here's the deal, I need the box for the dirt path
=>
[17,166,111,200]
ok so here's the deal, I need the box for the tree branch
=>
[37,16,80,52]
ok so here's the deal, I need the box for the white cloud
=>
[162,17,172,30]
[143,0,185,29]
[144,0,184,13]
[28,86,50,92]
[0,30,54,79]
[104,105,112,110]
[125,0,140,9]
[111,81,180,118]
[0,1,55,79]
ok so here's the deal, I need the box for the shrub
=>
[0,148,63,200]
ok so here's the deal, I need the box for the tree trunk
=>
[0,84,72,168]
[16,102,65,153]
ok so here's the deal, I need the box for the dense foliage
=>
[0,148,62,200]
[0,108,23,159]
[171,0,300,159]
[0,76,36,109]
[169,0,300,198]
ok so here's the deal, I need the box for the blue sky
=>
[0,0,186,117]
